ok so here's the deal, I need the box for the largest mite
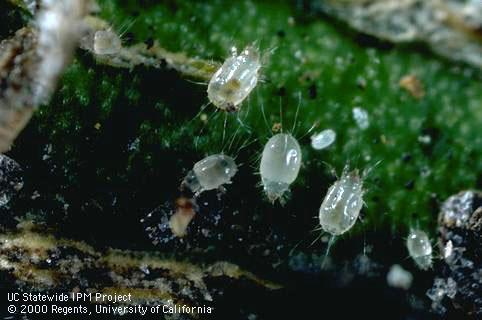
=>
[207,45,261,112]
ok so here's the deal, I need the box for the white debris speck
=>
[42,144,53,160]
[140,264,150,275]
[0,194,9,207]
[440,190,473,228]
[352,107,369,130]
[31,190,41,200]
[0,154,24,206]
[445,278,457,298]
[444,240,453,259]
[427,277,458,313]
[387,264,413,290]
[311,129,336,150]
[418,135,431,144]
[128,137,140,152]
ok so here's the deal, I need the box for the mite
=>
[318,167,364,236]
[207,45,261,112]
[259,133,302,203]
[406,229,433,270]
[182,154,238,195]
[93,29,122,55]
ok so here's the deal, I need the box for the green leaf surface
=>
[8,0,482,249]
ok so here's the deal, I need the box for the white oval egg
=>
[311,129,336,150]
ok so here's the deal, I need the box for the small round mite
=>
[182,154,238,195]
[259,133,302,203]
[318,166,364,236]
[406,229,433,270]
[93,29,122,55]
[207,45,261,112]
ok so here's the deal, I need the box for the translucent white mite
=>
[93,29,122,55]
[352,107,369,130]
[182,154,238,195]
[318,167,364,236]
[406,229,433,270]
[311,129,336,150]
[259,133,302,203]
[207,45,261,112]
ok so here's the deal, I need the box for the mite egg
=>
[311,129,336,150]
[260,133,302,203]
[207,45,261,112]
[318,167,364,235]
[406,229,433,270]
[182,154,238,195]
[93,29,122,55]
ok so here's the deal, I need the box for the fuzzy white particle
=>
[352,107,369,130]
[387,264,413,290]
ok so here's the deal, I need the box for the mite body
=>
[318,167,364,235]
[207,45,261,112]
[406,229,433,270]
[259,133,302,203]
[182,154,238,195]
[93,30,122,55]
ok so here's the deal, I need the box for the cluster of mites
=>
[149,44,434,271]
[0,0,433,271]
